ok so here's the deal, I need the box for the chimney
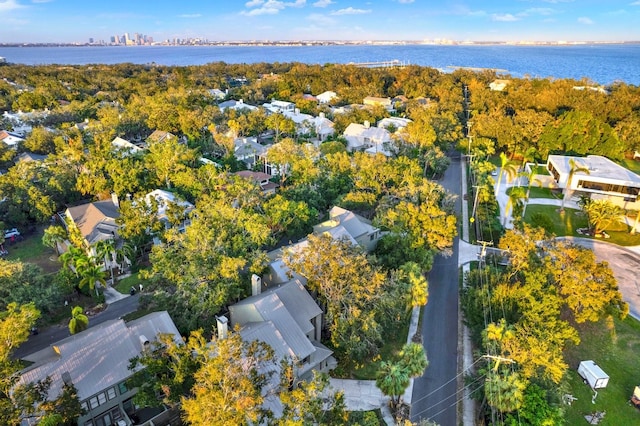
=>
[294,108,300,115]
[111,193,119,208]
[239,99,244,104]
[139,334,150,351]
[251,274,262,296]
[216,316,228,339]
[319,112,325,119]
[62,371,72,386]
[364,120,370,128]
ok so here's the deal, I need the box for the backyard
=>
[564,315,640,425]
[6,228,60,274]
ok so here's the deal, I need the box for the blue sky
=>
[1,0,640,43]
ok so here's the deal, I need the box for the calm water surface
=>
[0,44,638,85]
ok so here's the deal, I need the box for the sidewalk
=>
[103,285,128,304]
[331,299,421,425]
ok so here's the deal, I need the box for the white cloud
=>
[313,0,334,6]
[307,13,336,25]
[330,7,371,15]
[630,1,640,5]
[178,14,202,18]
[397,0,415,3]
[541,0,574,3]
[242,7,280,16]
[31,0,52,3]
[242,0,305,16]
[578,16,594,24]
[452,5,486,17]
[492,13,519,22]
[522,7,555,15]
[0,0,26,12]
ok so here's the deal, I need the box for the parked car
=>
[4,228,20,239]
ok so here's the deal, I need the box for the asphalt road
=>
[411,154,462,426]
[13,294,140,360]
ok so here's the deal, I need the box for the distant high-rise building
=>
[89,38,94,44]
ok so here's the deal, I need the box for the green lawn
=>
[6,233,61,274]
[507,185,558,200]
[564,316,640,425]
[114,272,144,294]
[523,205,588,237]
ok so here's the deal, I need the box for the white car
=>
[4,228,20,239]
[491,170,498,176]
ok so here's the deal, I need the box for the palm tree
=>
[484,370,527,414]
[115,242,135,273]
[93,239,116,284]
[494,152,518,196]
[60,246,90,277]
[42,225,67,256]
[398,342,429,378]
[504,186,526,226]
[521,166,543,217]
[583,199,623,235]
[78,263,107,297]
[515,146,537,187]
[376,361,410,411]
[68,306,89,335]
[560,158,590,212]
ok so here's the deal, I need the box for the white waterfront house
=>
[546,154,640,209]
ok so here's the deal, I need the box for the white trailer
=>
[578,360,609,389]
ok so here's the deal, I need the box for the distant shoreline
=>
[2,40,640,48]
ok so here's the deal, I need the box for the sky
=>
[1,0,640,43]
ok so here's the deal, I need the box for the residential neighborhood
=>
[1,59,639,426]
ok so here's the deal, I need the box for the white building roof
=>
[144,189,194,222]
[111,136,143,153]
[548,155,640,186]
[377,117,412,130]
[218,99,258,112]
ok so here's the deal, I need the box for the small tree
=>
[376,343,428,412]
[560,158,589,212]
[78,263,106,297]
[583,199,624,235]
[68,306,88,335]
[494,152,518,196]
[42,225,67,256]
[376,361,410,411]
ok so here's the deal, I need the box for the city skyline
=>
[2,0,640,44]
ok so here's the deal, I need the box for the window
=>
[89,396,99,410]
[97,392,107,405]
[107,387,117,400]
[118,382,128,395]
[81,401,89,412]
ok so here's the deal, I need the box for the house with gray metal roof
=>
[313,206,381,252]
[18,311,181,426]
[229,276,334,381]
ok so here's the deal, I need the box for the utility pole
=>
[476,240,493,264]
[482,354,515,371]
